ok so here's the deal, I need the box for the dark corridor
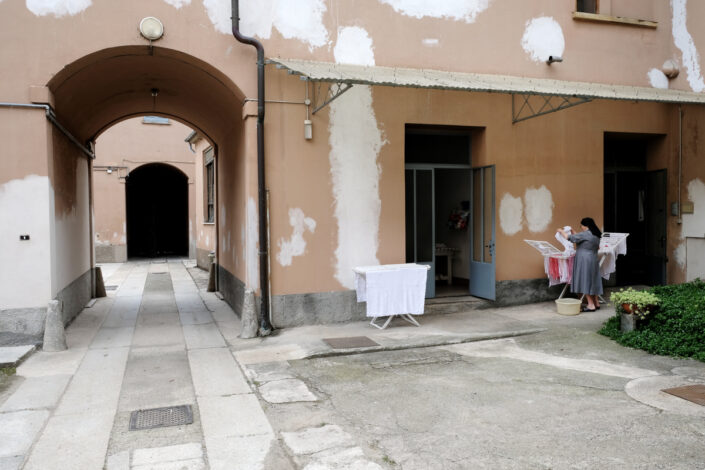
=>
[126,163,189,258]
[603,134,667,286]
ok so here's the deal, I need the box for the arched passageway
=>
[126,163,188,258]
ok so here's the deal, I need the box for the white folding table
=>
[353,263,430,329]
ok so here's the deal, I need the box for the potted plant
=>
[610,288,660,332]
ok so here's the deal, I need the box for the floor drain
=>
[105,285,118,291]
[662,385,705,406]
[129,405,194,431]
[322,336,380,349]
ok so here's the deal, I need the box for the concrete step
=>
[424,295,490,315]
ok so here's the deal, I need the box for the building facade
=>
[1,0,705,336]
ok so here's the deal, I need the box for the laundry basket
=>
[555,298,581,315]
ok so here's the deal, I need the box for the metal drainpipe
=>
[0,102,95,160]
[231,0,273,336]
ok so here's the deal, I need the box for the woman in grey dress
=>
[558,218,603,311]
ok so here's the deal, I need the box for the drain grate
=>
[129,405,194,431]
[105,285,118,291]
[322,336,380,349]
[662,384,705,406]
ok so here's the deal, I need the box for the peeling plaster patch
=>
[521,16,564,63]
[334,27,375,66]
[681,178,705,238]
[211,0,329,49]
[499,193,523,235]
[1,175,52,308]
[277,208,316,266]
[524,186,554,233]
[648,68,669,89]
[163,0,190,8]
[378,0,490,23]
[674,242,686,268]
[422,38,440,47]
[26,0,91,17]
[671,0,705,92]
[246,197,259,290]
[329,88,384,289]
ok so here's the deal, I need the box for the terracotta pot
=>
[621,303,634,314]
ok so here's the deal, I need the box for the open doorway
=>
[404,126,475,298]
[126,163,189,258]
[604,133,667,286]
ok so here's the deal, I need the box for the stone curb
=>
[0,345,37,368]
[304,328,547,360]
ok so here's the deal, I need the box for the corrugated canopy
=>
[270,58,705,104]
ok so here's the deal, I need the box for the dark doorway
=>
[604,133,667,286]
[126,163,189,258]
[405,125,475,299]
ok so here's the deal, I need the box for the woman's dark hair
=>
[581,217,602,238]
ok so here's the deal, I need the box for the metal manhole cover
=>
[322,336,380,349]
[662,384,705,406]
[129,405,194,431]
[105,285,118,291]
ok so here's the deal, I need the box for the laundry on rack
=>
[555,226,575,254]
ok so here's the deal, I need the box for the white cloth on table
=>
[354,264,428,317]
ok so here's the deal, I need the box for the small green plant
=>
[1,367,16,376]
[610,287,660,319]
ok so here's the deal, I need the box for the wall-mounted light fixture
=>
[546,55,563,65]
[139,17,164,41]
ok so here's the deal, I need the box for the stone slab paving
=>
[0,375,70,412]
[0,346,35,368]
[258,379,318,404]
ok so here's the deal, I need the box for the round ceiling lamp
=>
[139,17,164,41]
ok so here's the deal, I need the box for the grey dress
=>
[568,231,603,295]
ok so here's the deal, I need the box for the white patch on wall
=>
[422,38,440,47]
[681,178,705,238]
[0,175,52,308]
[163,0,190,8]
[378,0,490,23]
[524,186,554,232]
[521,16,565,63]
[277,208,316,266]
[208,0,329,49]
[674,242,686,268]
[499,193,523,235]
[246,197,259,290]
[26,0,91,17]
[334,27,375,66]
[329,30,384,289]
[648,68,669,89]
[671,0,705,92]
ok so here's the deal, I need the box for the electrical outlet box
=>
[681,201,695,214]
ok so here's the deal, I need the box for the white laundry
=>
[598,232,629,280]
[555,226,575,254]
[354,264,428,317]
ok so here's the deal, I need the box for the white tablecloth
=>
[353,264,429,317]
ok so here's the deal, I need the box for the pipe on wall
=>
[231,0,273,336]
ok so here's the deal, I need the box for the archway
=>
[126,163,189,258]
[40,45,251,324]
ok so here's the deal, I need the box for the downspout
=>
[231,0,273,336]
[678,104,683,225]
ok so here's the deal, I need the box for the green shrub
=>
[610,287,660,319]
[599,279,705,361]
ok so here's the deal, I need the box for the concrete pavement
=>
[1,260,704,469]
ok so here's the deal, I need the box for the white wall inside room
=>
[0,175,53,309]
[435,169,470,280]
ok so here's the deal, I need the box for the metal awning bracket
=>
[512,93,592,124]
[311,80,353,114]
